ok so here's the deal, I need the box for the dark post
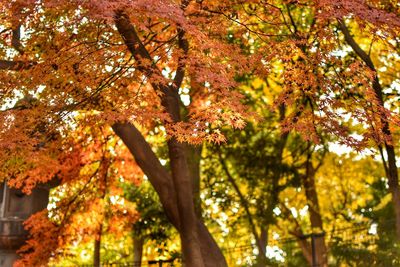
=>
[311,233,317,267]
[310,232,325,267]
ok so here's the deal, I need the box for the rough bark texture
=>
[113,10,227,267]
[339,19,400,239]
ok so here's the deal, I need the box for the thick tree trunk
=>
[113,10,227,266]
[112,123,227,267]
[339,20,400,239]
[113,123,226,267]
[167,140,205,267]
[186,145,202,217]
[133,237,143,267]
[196,220,228,267]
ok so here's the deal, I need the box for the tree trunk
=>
[298,238,313,266]
[113,11,227,266]
[386,146,400,239]
[93,224,102,267]
[168,140,205,267]
[339,20,400,239]
[281,204,313,266]
[133,237,143,267]
[112,123,227,267]
[256,228,268,267]
[186,144,202,217]
[302,161,327,267]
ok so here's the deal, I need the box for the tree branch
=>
[0,60,36,70]
[337,19,375,70]
[111,122,180,229]
[172,28,188,90]
[218,150,263,256]
[114,11,181,121]
[12,25,24,54]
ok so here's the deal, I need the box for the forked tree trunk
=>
[113,124,227,267]
[113,9,227,267]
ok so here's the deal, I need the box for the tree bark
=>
[168,140,205,267]
[186,144,202,217]
[113,9,228,266]
[338,19,400,239]
[133,237,144,267]
[297,238,313,266]
[113,122,227,267]
[113,124,222,266]
[281,204,313,266]
[302,160,327,267]
[256,228,268,267]
[93,224,102,267]
[112,123,180,228]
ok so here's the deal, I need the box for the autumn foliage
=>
[0,0,399,266]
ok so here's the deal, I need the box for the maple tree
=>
[0,0,399,266]
[224,0,400,240]
[201,1,399,265]
[202,81,328,266]
[202,79,397,265]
